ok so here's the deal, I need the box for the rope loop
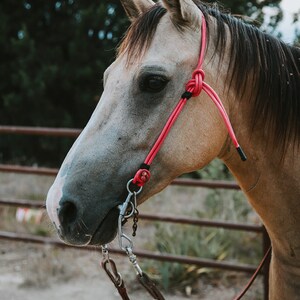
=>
[132,169,151,187]
[185,69,205,97]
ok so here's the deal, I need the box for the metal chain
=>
[132,208,139,237]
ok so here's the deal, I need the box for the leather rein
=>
[100,12,271,300]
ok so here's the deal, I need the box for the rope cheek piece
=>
[131,11,246,190]
[100,12,259,300]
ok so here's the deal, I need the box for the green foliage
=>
[205,0,282,27]
[142,160,261,293]
[0,0,295,165]
[293,9,300,45]
[197,159,233,180]
[0,0,129,165]
[144,222,261,293]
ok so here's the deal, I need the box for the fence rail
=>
[0,197,266,274]
[0,198,262,232]
[0,125,270,299]
[0,229,259,274]
[0,164,240,189]
[0,125,81,137]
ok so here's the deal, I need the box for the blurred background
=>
[0,0,299,167]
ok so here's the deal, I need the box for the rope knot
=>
[185,69,205,97]
[132,169,151,187]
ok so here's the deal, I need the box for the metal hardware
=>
[125,246,143,276]
[101,245,130,300]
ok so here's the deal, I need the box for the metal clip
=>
[117,179,143,251]
[101,255,123,288]
[100,245,131,300]
[118,179,142,220]
[126,246,143,276]
[127,178,143,195]
[118,229,134,252]
[101,244,109,261]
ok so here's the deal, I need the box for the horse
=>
[46,0,300,298]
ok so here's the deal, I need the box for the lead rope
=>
[233,246,271,300]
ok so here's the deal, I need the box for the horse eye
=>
[140,75,168,93]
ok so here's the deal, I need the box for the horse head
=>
[46,0,233,246]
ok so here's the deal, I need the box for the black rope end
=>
[140,163,150,170]
[236,146,247,161]
[181,91,193,100]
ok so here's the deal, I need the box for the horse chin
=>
[89,206,119,245]
[57,206,119,246]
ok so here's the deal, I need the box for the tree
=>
[0,0,293,165]
[0,0,129,165]
[293,8,300,45]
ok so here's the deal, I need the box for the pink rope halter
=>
[133,13,246,187]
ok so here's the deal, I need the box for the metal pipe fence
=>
[0,125,270,299]
[0,197,267,274]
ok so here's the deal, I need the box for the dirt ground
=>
[0,240,259,300]
[0,173,264,299]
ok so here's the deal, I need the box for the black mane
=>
[118,1,300,155]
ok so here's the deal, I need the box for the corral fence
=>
[0,126,271,299]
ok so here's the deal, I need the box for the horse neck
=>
[217,76,300,298]
[198,14,300,297]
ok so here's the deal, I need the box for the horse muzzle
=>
[55,198,120,246]
[46,180,121,246]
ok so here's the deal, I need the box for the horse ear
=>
[161,0,201,28]
[120,0,155,21]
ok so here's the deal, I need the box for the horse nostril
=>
[58,201,78,226]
